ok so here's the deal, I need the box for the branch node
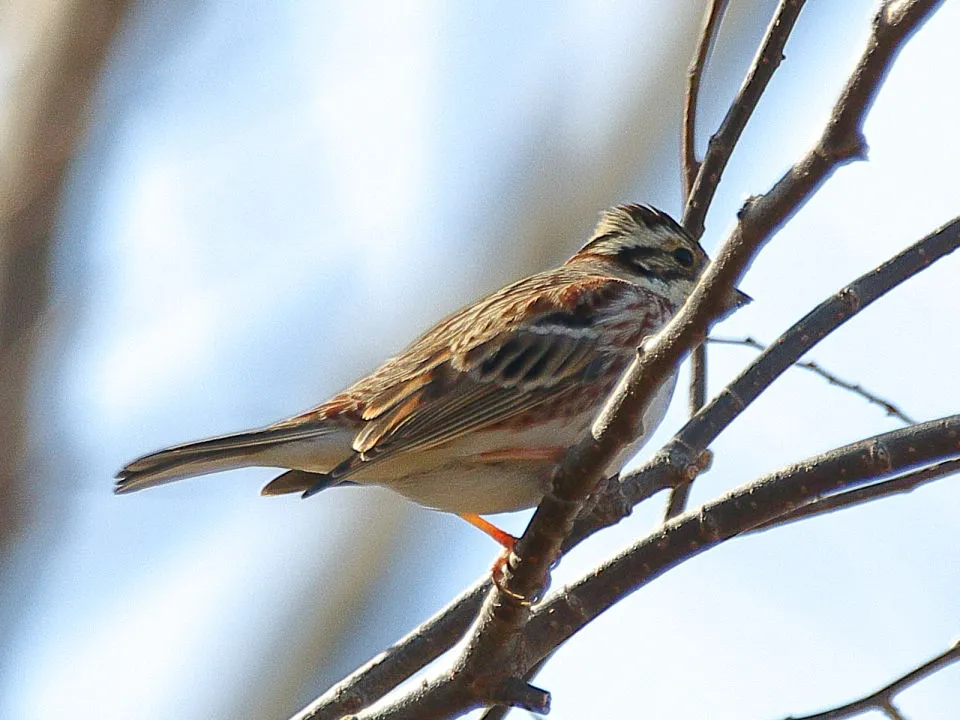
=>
[837,286,862,314]
[686,449,714,481]
[698,503,722,541]
[870,439,894,475]
[881,0,913,29]
[583,474,632,526]
[737,194,762,220]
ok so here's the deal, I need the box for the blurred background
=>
[1,1,958,718]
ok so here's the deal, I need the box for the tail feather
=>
[260,469,337,497]
[115,422,343,494]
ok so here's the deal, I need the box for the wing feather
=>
[327,273,639,478]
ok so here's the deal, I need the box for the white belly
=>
[352,371,678,514]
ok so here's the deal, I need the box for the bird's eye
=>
[672,247,695,268]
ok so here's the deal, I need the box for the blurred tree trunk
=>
[0,0,129,553]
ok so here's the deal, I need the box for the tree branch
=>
[673,0,786,520]
[786,640,960,720]
[523,414,960,665]
[670,343,708,518]
[585,213,960,542]
[708,335,916,424]
[462,0,948,706]
[289,2,949,716]
[291,581,488,720]
[355,413,960,719]
[748,457,960,533]
[682,0,807,238]
[294,180,960,720]
[681,0,729,199]
[493,204,960,717]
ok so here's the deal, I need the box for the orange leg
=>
[458,513,516,549]
[459,513,535,603]
[458,513,536,606]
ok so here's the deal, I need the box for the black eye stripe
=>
[616,246,657,267]
[672,247,695,268]
[616,245,697,275]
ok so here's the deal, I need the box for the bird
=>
[116,204,747,549]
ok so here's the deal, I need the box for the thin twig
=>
[478,654,552,720]
[672,0,800,521]
[620,217,959,513]
[683,0,807,238]
[492,0,815,619]
[709,335,916,424]
[785,640,960,720]
[509,0,946,699]
[665,341,708,520]
[682,0,729,199]
[689,345,709,418]
[676,2,731,523]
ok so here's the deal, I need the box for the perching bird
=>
[116,204,746,548]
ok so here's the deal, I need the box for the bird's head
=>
[569,204,749,311]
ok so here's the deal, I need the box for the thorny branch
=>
[291,2,950,717]
[786,640,960,720]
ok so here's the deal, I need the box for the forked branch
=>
[608,221,960,536]
[683,0,807,238]
[290,2,949,717]
[522,415,960,666]
[747,457,960,533]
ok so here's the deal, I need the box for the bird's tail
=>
[115,422,341,494]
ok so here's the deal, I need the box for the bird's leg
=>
[459,513,538,605]
[458,512,517,549]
